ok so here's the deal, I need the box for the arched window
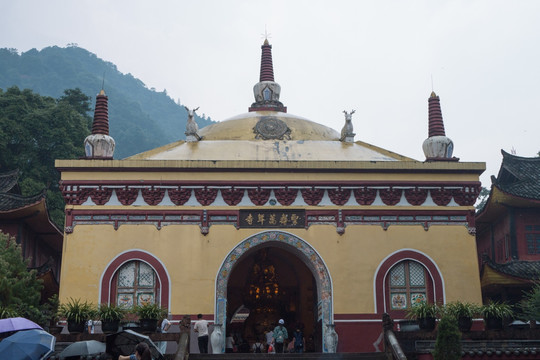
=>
[112,260,160,306]
[388,260,431,310]
[374,250,443,315]
[100,250,170,308]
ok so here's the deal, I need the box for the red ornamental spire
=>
[427,91,446,137]
[259,39,275,82]
[92,89,110,135]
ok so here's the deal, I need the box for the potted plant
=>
[481,301,513,330]
[407,301,439,331]
[58,298,96,333]
[98,303,127,333]
[444,301,480,332]
[134,303,167,332]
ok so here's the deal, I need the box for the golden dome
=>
[198,111,340,141]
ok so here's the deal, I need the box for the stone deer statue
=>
[184,106,201,141]
[340,109,356,142]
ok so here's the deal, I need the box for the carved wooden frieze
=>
[168,187,191,206]
[194,187,218,206]
[275,187,298,206]
[90,187,113,205]
[301,187,325,206]
[141,187,165,205]
[221,188,244,206]
[59,182,481,208]
[247,187,271,206]
[353,187,377,205]
[404,188,429,206]
[116,187,139,206]
[328,188,351,206]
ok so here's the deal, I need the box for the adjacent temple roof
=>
[494,150,540,200]
[476,150,540,221]
[0,169,20,193]
[482,258,540,282]
[0,169,46,211]
[0,169,62,252]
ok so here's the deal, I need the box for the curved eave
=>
[56,158,485,174]
[477,185,540,224]
[481,262,535,289]
[0,198,63,252]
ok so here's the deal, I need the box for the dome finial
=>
[84,89,115,159]
[262,26,271,46]
[248,37,287,113]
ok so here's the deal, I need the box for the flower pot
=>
[102,320,120,333]
[458,316,473,332]
[68,321,85,333]
[418,317,436,331]
[485,317,503,330]
[139,318,158,332]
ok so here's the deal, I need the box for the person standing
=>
[252,336,265,353]
[194,314,209,353]
[265,327,274,349]
[157,313,172,354]
[272,319,288,353]
[225,332,235,353]
[292,327,305,353]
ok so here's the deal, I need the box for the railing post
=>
[174,315,191,360]
[382,313,407,360]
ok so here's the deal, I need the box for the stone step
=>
[191,353,386,360]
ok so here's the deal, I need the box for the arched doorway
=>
[215,231,333,352]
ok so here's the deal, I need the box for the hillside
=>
[0,46,214,159]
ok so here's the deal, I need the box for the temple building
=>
[55,40,485,353]
[476,150,540,305]
[0,169,63,302]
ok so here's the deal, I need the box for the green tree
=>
[0,86,91,226]
[0,232,43,321]
[475,186,490,211]
[433,315,462,360]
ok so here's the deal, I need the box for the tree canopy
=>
[0,86,91,226]
[0,231,43,322]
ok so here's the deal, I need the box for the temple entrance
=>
[227,247,317,351]
[215,231,333,353]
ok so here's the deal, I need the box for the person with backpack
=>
[272,319,288,353]
[252,336,265,353]
[292,327,305,353]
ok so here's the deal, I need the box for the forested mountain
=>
[0,45,214,159]
[0,87,92,226]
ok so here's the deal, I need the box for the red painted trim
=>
[374,250,444,317]
[101,250,169,308]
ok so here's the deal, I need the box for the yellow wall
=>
[59,221,482,315]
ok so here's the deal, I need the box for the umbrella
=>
[0,317,42,335]
[106,329,164,360]
[0,329,55,360]
[59,340,106,358]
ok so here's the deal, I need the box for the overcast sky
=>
[2,1,539,187]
